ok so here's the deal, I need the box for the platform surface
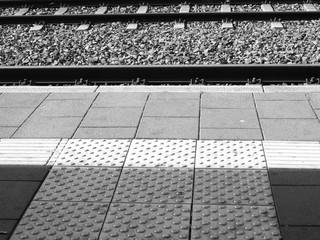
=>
[1,86,320,240]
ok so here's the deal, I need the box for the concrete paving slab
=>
[0,220,17,240]
[0,127,17,138]
[0,93,47,108]
[144,99,199,117]
[269,169,320,185]
[73,127,136,139]
[136,117,198,139]
[256,101,316,119]
[33,99,93,117]
[201,109,260,129]
[47,92,98,100]
[307,93,320,109]
[0,86,97,93]
[261,119,320,141]
[97,85,263,92]
[0,108,35,127]
[149,92,200,99]
[92,92,148,108]
[272,186,320,225]
[0,181,41,219]
[264,85,320,92]
[81,108,143,127]
[13,117,82,138]
[201,93,255,108]
[281,227,320,240]
[315,110,320,119]
[254,92,307,101]
[200,128,263,140]
[0,166,50,181]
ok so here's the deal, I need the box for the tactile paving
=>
[34,167,121,202]
[125,139,196,168]
[0,139,61,165]
[194,169,273,205]
[55,139,131,167]
[263,141,320,169]
[191,205,281,240]
[113,168,193,204]
[11,201,108,240]
[99,203,191,240]
[196,140,266,169]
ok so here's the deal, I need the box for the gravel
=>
[1,21,319,66]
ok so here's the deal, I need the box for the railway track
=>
[1,1,320,85]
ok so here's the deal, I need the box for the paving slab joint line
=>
[134,94,149,138]
[70,93,99,139]
[306,95,320,125]
[261,141,284,238]
[47,139,68,166]
[10,93,50,138]
[97,138,135,239]
[252,93,265,140]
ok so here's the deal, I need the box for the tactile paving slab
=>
[263,141,320,169]
[55,139,131,167]
[34,167,121,202]
[11,201,108,240]
[191,205,281,240]
[125,139,196,168]
[196,140,266,169]
[113,168,193,204]
[194,169,273,205]
[99,203,191,240]
[0,139,61,165]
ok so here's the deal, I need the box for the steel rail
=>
[0,0,319,7]
[1,12,320,24]
[0,65,319,85]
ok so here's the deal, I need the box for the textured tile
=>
[0,93,47,108]
[93,92,148,108]
[0,108,34,126]
[125,139,196,168]
[114,168,193,204]
[256,101,316,119]
[100,203,190,240]
[73,127,136,139]
[34,167,121,202]
[55,139,130,167]
[201,93,255,108]
[196,140,266,169]
[261,119,320,141]
[201,109,260,129]
[191,205,281,240]
[137,117,198,139]
[81,108,143,127]
[200,128,263,140]
[144,99,199,117]
[194,169,273,205]
[11,201,108,240]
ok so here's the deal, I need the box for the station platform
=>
[1,85,320,240]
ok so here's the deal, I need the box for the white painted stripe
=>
[264,141,320,169]
[0,86,97,93]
